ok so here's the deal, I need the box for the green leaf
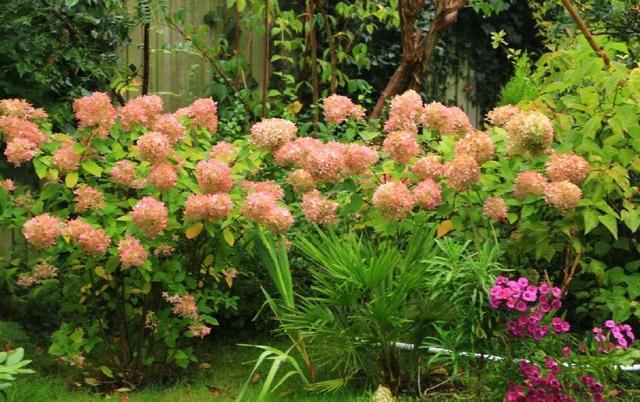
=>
[33,159,47,179]
[65,172,79,188]
[82,161,102,177]
[223,228,235,246]
[100,366,114,378]
[583,209,599,234]
[598,215,618,239]
[621,209,640,232]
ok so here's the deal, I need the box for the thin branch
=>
[560,0,610,66]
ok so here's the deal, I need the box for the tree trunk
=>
[142,22,150,95]
[370,0,466,121]
[306,0,320,131]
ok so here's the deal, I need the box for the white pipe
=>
[388,341,640,372]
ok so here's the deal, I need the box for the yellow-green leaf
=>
[82,161,102,177]
[94,266,113,281]
[223,228,235,246]
[185,223,203,239]
[65,172,79,188]
[100,366,114,378]
[437,220,454,238]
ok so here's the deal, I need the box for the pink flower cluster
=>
[322,94,365,124]
[117,235,148,268]
[382,130,420,164]
[0,99,47,121]
[490,276,567,341]
[505,360,576,402]
[63,218,111,256]
[250,118,297,151]
[73,92,117,137]
[136,131,173,164]
[242,181,284,200]
[176,98,218,134]
[152,114,185,144]
[413,178,442,210]
[131,197,168,238]
[23,213,65,249]
[513,171,547,199]
[422,102,473,136]
[163,292,212,337]
[383,90,424,133]
[486,104,522,126]
[504,110,554,156]
[545,152,589,184]
[411,156,443,180]
[119,95,163,130]
[287,169,315,193]
[74,184,105,213]
[52,141,81,174]
[301,189,339,224]
[592,320,635,352]
[210,141,238,163]
[483,197,508,221]
[543,181,582,213]
[183,193,233,222]
[111,160,145,189]
[241,191,294,233]
[372,182,415,220]
[0,115,47,166]
[0,178,15,192]
[454,131,494,164]
[17,262,58,288]
[195,159,233,194]
[443,154,480,192]
[148,163,178,192]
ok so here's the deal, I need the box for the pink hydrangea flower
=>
[23,213,65,249]
[543,181,582,213]
[454,131,494,164]
[210,141,238,163]
[0,178,15,192]
[74,184,105,213]
[372,182,415,220]
[73,92,117,137]
[183,193,233,221]
[77,227,111,256]
[411,155,443,180]
[545,152,589,184]
[189,323,212,338]
[119,95,163,130]
[383,90,424,133]
[136,131,173,164]
[111,160,139,187]
[382,130,420,165]
[176,98,218,134]
[413,178,442,210]
[4,138,39,166]
[0,98,47,121]
[422,103,473,136]
[505,111,554,156]
[343,144,378,175]
[483,197,508,221]
[301,189,339,224]
[163,292,199,319]
[151,114,185,144]
[322,94,365,124]
[16,262,58,288]
[131,196,168,238]
[304,142,347,183]
[443,154,480,192]
[486,104,522,126]
[250,118,297,151]
[117,235,147,268]
[513,171,547,198]
[273,137,322,166]
[287,169,316,193]
[241,192,294,233]
[64,218,93,243]
[148,162,178,192]
[242,181,284,200]
[195,159,233,194]
[0,116,47,144]
[52,142,81,174]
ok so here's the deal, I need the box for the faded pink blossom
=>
[0,99,47,121]
[411,156,443,180]
[443,154,480,192]
[241,192,294,233]
[372,182,415,220]
[210,141,238,163]
[273,137,323,167]
[17,262,58,288]
[383,90,424,133]
[119,95,163,130]
[513,171,547,199]
[195,159,233,194]
[343,144,378,175]
[413,178,442,210]
[117,235,148,268]
[189,323,212,338]
[0,179,15,192]
[73,92,117,137]
[77,227,111,256]
[183,193,233,221]
[148,163,178,192]
[545,152,589,184]
[4,139,38,166]
[177,98,218,134]
[0,116,47,145]
[152,114,185,144]
[64,218,93,243]
[163,292,199,319]
[544,181,582,213]
[131,197,168,238]
[52,142,81,174]
[505,111,554,156]
[422,103,473,136]
[483,197,508,221]
[136,131,172,164]
[382,130,420,164]
[74,184,105,213]
[242,181,284,200]
[250,118,297,151]
[323,94,365,124]
[302,189,339,224]
[304,142,347,183]
[454,131,494,164]
[287,169,315,193]
[486,104,522,126]
[111,160,139,187]
[23,214,64,249]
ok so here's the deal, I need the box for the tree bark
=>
[560,0,610,66]
[370,0,466,121]
[142,22,150,95]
